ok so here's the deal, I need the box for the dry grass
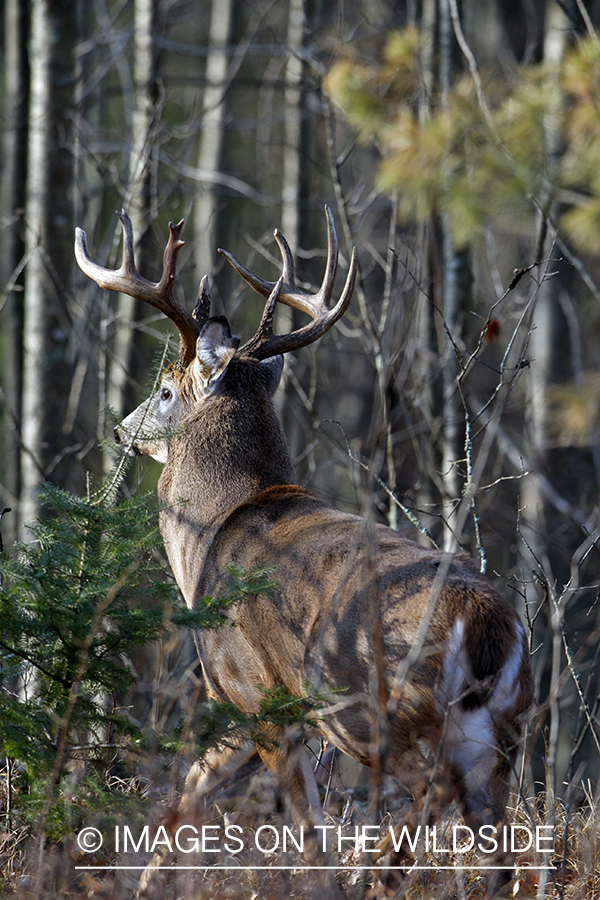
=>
[2,766,600,900]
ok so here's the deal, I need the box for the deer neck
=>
[156,388,296,605]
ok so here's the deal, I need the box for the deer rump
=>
[192,483,531,827]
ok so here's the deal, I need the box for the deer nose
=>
[114,425,141,456]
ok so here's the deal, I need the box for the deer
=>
[75,207,534,897]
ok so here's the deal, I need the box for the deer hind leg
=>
[442,706,522,899]
[451,737,520,899]
[371,746,457,896]
[373,736,514,900]
[438,618,531,897]
[135,741,257,898]
[254,724,345,896]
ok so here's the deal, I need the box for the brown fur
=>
[122,349,533,898]
[80,213,534,897]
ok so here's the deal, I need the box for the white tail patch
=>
[441,619,526,793]
[489,621,527,717]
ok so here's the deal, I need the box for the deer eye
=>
[160,386,173,402]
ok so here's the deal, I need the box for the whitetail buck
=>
[75,208,533,896]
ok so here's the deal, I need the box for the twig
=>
[329,419,439,547]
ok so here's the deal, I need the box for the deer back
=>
[193,476,532,772]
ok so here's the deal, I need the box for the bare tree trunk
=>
[520,4,568,568]
[64,2,100,450]
[521,20,570,897]
[105,0,156,442]
[413,0,437,546]
[1,0,28,546]
[275,0,304,437]
[280,0,304,281]
[193,0,233,280]
[439,0,465,552]
[19,0,50,539]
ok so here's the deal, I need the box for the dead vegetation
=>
[2,739,600,899]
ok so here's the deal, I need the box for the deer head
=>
[75,207,357,463]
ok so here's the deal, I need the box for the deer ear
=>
[192,316,240,393]
[259,355,284,396]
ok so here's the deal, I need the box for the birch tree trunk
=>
[280,0,304,278]
[193,0,233,280]
[413,0,437,546]
[19,0,50,540]
[105,0,156,438]
[1,0,28,545]
[275,0,304,436]
[439,0,467,552]
[520,2,569,573]
[519,13,569,883]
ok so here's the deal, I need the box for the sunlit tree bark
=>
[193,0,233,281]
[19,0,50,539]
[280,0,304,283]
[520,3,571,566]
[439,0,471,552]
[413,0,437,546]
[105,0,157,440]
[275,0,305,440]
[0,0,28,545]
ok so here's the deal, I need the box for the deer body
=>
[153,351,530,810]
[76,208,533,895]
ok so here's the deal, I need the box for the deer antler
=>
[75,210,206,367]
[218,205,357,360]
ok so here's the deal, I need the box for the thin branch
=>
[329,419,439,548]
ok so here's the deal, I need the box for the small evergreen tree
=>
[0,475,319,859]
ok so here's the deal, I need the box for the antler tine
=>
[218,205,335,317]
[239,278,284,359]
[75,209,202,367]
[194,275,213,324]
[317,204,339,304]
[272,228,296,287]
[218,205,357,360]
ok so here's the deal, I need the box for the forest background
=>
[3,0,600,897]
